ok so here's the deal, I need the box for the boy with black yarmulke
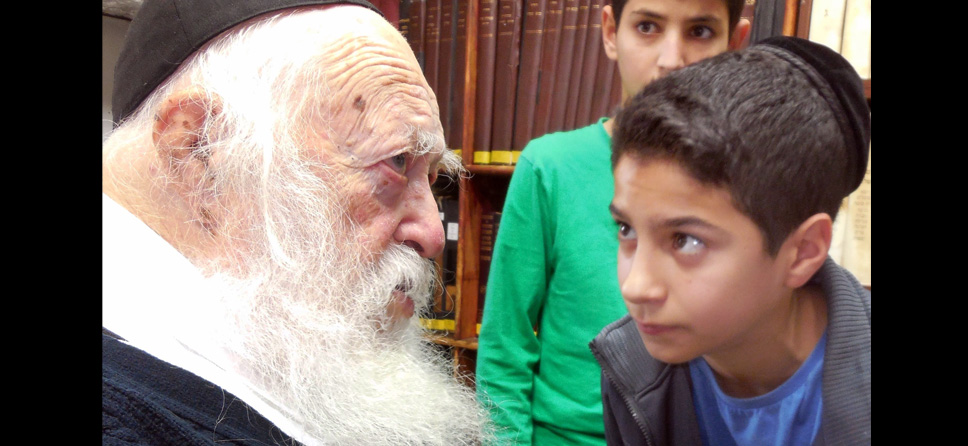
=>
[590,36,871,446]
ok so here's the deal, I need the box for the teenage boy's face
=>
[609,157,789,365]
[602,0,740,103]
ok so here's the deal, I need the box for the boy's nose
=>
[621,251,668,304]
[656,35,686,78]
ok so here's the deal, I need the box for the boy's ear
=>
[781,213,833,289]
[602,4,619,61]
[153,88,224,232]
[729,17,752,50]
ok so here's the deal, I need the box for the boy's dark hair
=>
[611,37,871,255]
[609,0,746,35]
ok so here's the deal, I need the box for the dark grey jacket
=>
[589,258,871,446]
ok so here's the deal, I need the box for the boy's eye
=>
[617,222,637,240]
[672,233,705,254]
[688,25,714,39]
[636,21,659,34]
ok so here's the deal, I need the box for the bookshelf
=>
[395,0,871,385]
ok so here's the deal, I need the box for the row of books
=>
[398,0,624,166]
[474,0,623,165]
[805,0,870,285]
[424,196,460,332]
[806,0,870,79]
[829,142,870,287]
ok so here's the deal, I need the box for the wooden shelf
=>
[426,333,479,350]
[467,164,515,176]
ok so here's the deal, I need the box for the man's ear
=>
[729,17,752,50]
[782,213,833,288]
[153,89,223,233]
[602,4,619,61]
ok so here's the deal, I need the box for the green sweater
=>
[476,119,629,445]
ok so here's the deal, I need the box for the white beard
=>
[196,237,489,446]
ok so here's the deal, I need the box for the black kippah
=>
[111,0,384,126]
[755,36,871,196]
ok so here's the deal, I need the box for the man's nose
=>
[394,179,445,258]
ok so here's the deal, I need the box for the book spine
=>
[841,142,870,286]
[511,0,547,156]
[437,0,455,150]
[399,0,412,37]
[441,197,460,312]
[547,0,580,134]
[424,0,441,91]
[563,0,591,131]
[839,0,870,78]
[531,0,564,140]
[574,0,603,126]
[473,0,499,164]
[409,0,426,71]
[489,0,523,165]
[478,211,501,323]
[807,0,847,51]
[450,0,469,157]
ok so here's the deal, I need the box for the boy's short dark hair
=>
[609,0,746,35]
[611,37,870,255]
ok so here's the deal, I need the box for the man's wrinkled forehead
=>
[303,25,443,168]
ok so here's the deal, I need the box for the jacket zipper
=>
[591,343,655,446]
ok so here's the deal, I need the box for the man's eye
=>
[388,153,409,174]
[672,233,705,255]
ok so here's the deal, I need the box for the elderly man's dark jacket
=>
[102,331,299,446]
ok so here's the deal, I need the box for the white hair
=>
[104,7,487,445]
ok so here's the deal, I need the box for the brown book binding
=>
[423,0,441,92]
[473,0,499,164]
[574,0,604,127]
[563,0,592,131]
[511,0,547,156]
[449,0,469,155]
[547,0,580,134]
[489,0,522,165]
[437,0,455,149]
[531,0,563,141]
[408,0,426,71]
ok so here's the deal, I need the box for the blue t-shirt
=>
[689,331,827,446]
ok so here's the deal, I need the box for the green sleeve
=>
[476,155,550,446]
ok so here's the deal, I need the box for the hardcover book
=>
[511,0,548,156]
[473,0,500,164]
[574,0,604,127]
[489,0,523,165]
[531,0,564,140]
[437,0,455,148]
[449,0,469,157]
[563,0,592,131]
[547,0,581,133]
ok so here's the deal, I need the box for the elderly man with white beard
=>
[101,1,491,444]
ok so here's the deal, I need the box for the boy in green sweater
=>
[475,0,750,444]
